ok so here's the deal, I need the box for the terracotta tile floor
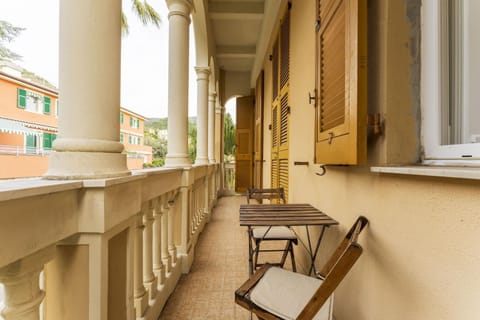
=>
[158,195,252,320]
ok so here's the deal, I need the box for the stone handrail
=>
[0,163,221,320]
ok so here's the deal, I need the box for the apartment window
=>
[423,0,480,162]
[130,117,140,129]
[25,135,37,154]
[120,134,124,142]
[120,113,124,124]
[17,88,50,114]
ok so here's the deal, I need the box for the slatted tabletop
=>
[239,203,338,227]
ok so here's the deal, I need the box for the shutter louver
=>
[272,40,279,101]
[280,10,290,91]
[272,104,278,148]
[280,93,289,146]
[43,96,51,114]
[18,88,26,109]
[279,158,289,200]
[315,0,367,164]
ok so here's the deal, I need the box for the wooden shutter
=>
[235,96,255,192]
[254,71,264,189]
[18,88,26,109]
[120,113,124,124]
[271,8,291,201]
[43,133,52,149]
[43,96,51,114]
[315,0,367,164]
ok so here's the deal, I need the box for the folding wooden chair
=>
[246,188,298,274]
[236,216,369,320]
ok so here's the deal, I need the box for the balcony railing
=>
[224,162,235,194]
[0,163,221,320]
[0,144,52,156]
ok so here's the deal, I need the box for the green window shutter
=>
[43,133,52,149]
[18,88,27,109]
[120,113,124,123]
[120,134,124,142]
[43,96,51,114]
[26,135,36,147]
[130,117,133,127]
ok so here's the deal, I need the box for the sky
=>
[0,0,200,119]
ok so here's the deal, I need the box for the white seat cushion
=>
[252,226,297,240]
[250,267,333,320]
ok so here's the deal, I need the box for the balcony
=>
[0,164,221,320]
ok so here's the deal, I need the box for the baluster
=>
[143,202,157,300]
[167,193,177,265]
[152,197,165,285]
[161,195,172,273]
[0,246,54,320]
[134,211,148,317]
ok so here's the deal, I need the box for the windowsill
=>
[370,165,480,180]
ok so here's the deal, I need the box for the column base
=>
[164,154,192,168]
[44,151,130,180]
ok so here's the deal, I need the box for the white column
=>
[152,199,165,285]
[142,203,157,300]
[195,67,210,165]
[0,247,54,320]
[45,0,129,179]
[164,0,194,168]
[208,91,217,163]
[134,213,148,317]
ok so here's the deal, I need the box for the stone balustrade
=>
[0,164,220,320]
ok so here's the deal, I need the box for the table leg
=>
[248,227,253,276]
[308,226,327,276]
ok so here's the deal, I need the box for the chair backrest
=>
[246,188,286,204]
[297,216,369,319]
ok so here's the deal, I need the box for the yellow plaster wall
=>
[259,0,480,319]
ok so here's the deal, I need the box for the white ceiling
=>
[208,0,266,72]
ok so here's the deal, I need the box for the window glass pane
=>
[441,0,480,145]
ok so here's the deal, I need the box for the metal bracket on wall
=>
[315,165,327,176]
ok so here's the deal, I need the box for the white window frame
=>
[422,0,480,165]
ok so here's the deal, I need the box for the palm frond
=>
[131,0,161,27]
[121,12,129,35]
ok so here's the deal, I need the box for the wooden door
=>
[235,96,255,193]
[253,71,264,189]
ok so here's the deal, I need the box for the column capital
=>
[167,0,194,20]
[195,66,211,82]
[208,91,217,101]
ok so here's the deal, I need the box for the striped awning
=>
[0,118,43,136]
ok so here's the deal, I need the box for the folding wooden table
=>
[240,203,339,276]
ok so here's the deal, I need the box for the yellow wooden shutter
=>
[254,71,264,189]
[315,0,367,165]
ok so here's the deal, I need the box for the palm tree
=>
[0,20,24,62]
[122,0,161,35]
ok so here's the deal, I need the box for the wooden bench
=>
[235,216,369,320]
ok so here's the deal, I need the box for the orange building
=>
[0,63,59,179]
[0,63,152,178]
[120,107,153,169]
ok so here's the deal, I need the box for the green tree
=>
[122,0,161,35]
[144,132,167,159]
[224,113,235,158]
[188,122,197,163]
[0,20,24,62]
